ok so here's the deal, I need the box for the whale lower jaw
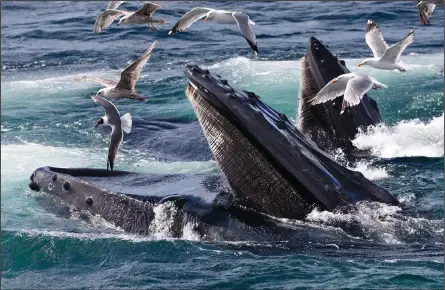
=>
[184,65,399,220]
[186,84,310,219]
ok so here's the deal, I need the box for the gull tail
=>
[120,113,132,134]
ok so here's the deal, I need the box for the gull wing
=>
[73,76,118,87]
[365,19,389,59]
[343,76,374,109]
[107,1,125,10]
[116,41,158,90]
[91,95,121,124]
[168,7,213,34]
[310,75,351,105]
[381,29,414,62]
[417,1,436,25]
[94,9,127,35]
[233,12,258,55]
[134,2,161,16]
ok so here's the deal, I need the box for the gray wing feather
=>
[381,29,414,62]
[94,9,127,35]
[134,2,161,16]
[365,20,388,58]
[107,1,125,10]
[310,77,350,104]
[169,7,212,34]
[116,41,157,90]
[91,95,121,125]
[343,76,373,107]
[232,12,258,54]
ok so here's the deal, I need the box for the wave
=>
[353,114,444,158]
[305,201,443,245]
[1,143,217,181]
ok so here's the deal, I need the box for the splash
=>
[306,201,443,245]
[352,114,444,158]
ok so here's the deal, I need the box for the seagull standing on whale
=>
[74,41,158,101]
[92,95,132,172]
[168,8,259,54]
[310,73,388,114]
[93,1,126,35]
[116,2,166,32]
[358,20,414,72]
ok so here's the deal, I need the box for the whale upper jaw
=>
[298,36,382,153]
[184,65,398,220]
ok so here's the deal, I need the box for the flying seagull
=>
[116,2,166,32]
[93,1,127,35]
[74,41,158,101]
[416,0,444,25]
[358,20,414,71]
[168,8,258,54]
[92,95,132,172]
[310,73,388,114]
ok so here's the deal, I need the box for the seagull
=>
[168,8,258,54]
[416,0,444,25]
[74,41,158,101]
[310,73,388,114]
[93,1,127,35]
[116,2,166,32]
[358,20,414,72]
[92,95,132,172]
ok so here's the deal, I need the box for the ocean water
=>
[1,1,444,289]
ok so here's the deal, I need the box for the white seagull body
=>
[358,20,414,72]
[74,41,158,101]
[168,8,258,54]
[92,95,132,172]
[310,73,388,114]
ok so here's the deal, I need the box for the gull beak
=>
[332,79,337,84]
[204,16,209,22]
[357,63,363,67]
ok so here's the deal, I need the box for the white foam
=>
[352,114,444,158]
[305,201,442,245]
[1,143,103,181]
[347,161,389,180]
[150,202,177,240]
[1,143,218,182]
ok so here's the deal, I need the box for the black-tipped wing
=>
[168,7,212,34]
[116,41,158,90]
[381,29,414,62]
[365,19,388,58]
[232,12,258,54]
[91,95,121,125]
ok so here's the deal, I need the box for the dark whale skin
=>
[298,36,382,153]
[184,64,398,219]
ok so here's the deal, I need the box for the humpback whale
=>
[298,37,382,153]
[29,38,398,237]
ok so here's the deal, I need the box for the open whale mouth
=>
[298,37,382,153]
[184,65,398,220]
